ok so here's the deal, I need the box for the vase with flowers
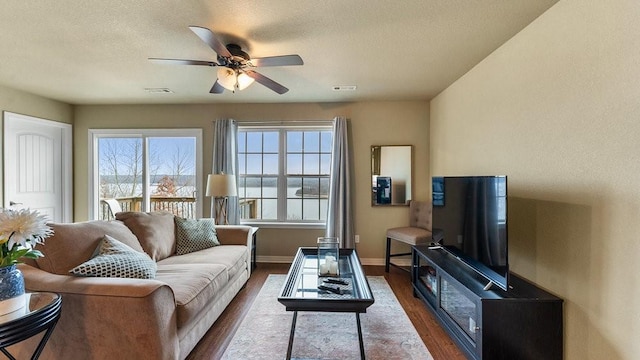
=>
[0,208,53,315]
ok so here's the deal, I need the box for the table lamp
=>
[206,174,237,225]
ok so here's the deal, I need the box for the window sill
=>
[239,221,326,230]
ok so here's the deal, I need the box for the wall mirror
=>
[371,145,412,206]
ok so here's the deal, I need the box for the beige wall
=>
[74,101,429,262]
[430,0,639,359]
[0,84,73,206]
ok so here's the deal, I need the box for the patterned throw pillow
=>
[70,235,157,279]
[175,217,220,255]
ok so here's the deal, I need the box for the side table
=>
[250,226,259,271]
[0,292,62,360]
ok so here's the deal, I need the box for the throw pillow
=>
[70,234,157,279]
[175,217,220,255]
[115,212,176,261]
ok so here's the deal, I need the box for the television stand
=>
[412,245,563,360]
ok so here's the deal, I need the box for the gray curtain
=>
[325,117,355,248]
[212,119,239,224]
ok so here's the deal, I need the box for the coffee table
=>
[278,247,374,360]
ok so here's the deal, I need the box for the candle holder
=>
[317,237,340,277]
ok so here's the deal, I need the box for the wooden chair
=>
[385,200,432,272]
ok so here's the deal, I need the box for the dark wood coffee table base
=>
[279,248,374,360]
[285,311,366,360]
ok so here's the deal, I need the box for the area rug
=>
[221,275,433,360]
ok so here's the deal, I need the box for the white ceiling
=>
[0,0,558,105]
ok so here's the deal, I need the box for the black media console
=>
[412,245,563,360]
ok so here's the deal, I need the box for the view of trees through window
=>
[238,128,332,223]
[97,135,197,219]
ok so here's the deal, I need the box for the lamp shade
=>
[206,174,237,197]
[236,72,255,90]
[217,67,237,91]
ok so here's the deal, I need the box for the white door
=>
[3,112,72,222]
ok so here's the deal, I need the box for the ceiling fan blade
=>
[244,70,289,94]
[189,26,232,58]
[210,81,225,94]
[250,55,304,67]
[148,58,218,67]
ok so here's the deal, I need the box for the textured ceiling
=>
[0,0,558,105]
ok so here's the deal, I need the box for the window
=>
[237,124,332,225]
[89,129,203,220]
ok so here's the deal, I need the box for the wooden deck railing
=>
[100,197,258,221]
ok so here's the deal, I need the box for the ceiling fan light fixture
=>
[217,67,237,91]
[237,72,255,90]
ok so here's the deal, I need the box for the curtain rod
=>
[235,119,334,127]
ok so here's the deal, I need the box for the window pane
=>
[98,138,143,205]
[321,131,332,152]
[303,199,319,220]
[237,177,246,198]
[287,154,302,174]
[287,199,302,221]
[238,154,246,175]
[320,199,328,220]
[303,154,320,175]
[246,154,263,174]
[261,199,278,220]
[263,154,278,174]
[304,132,319,152]
[263,132,279,152]
[239,127,332,223]
[97,134,197,220]
[301,178,320,198]
[320,178,330,198]
[320,154,331,174]
[288,177,301,198]
[263,177,278,197]
[245,177,262,198]
[287,131,302,152]
[238,132,246,152]
[247,132,262,152]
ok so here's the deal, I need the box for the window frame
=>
[88,128,203,220]
[237,122,333,229]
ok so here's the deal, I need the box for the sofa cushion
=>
[175,217,220,255]
[69,235,157,279]
[155,263,228,329]
[157,245,248,280]
[116,212,176,261]
[35,220,144,275]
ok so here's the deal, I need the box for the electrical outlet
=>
[355,235,360,243]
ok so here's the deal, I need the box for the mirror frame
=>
[371,145,413,206]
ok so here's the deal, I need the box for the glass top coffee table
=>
[278,247,374,359]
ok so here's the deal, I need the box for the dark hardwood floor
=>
[186,263,466,360]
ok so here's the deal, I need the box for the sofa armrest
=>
[215,225,254,277]
[16,264,180,360]
[216,225,253,247]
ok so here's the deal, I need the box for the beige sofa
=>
[11,212,253,360]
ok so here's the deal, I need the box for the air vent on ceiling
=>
[332,85,357,91]
[144,88,174,94]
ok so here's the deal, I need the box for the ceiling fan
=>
[149,26,303,94]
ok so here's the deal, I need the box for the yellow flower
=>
[0,237,7,245]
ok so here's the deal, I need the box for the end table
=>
[0,292,61,360]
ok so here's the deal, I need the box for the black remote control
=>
[324,278,348,285]
[318,285,342,295]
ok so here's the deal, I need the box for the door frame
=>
[3,111,73,222]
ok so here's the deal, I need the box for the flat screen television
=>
[431,176,509,290]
